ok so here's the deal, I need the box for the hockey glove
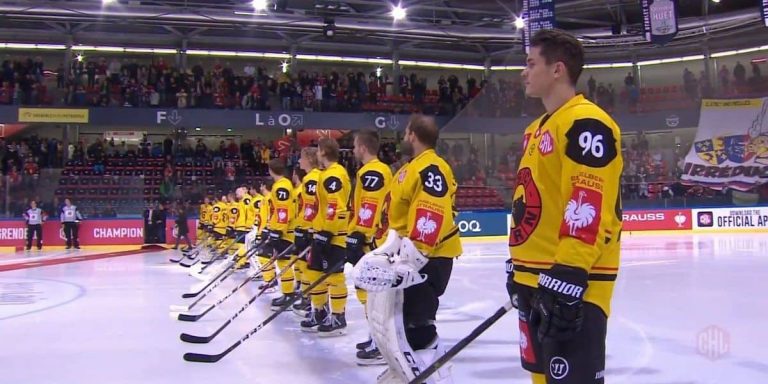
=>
[294,228,311,252]
[531,264,588,342]
[505,259,519,309]
[312,230,333,257]
[345,231,367,266]
[226,226,235,238]
[269,229,282,240]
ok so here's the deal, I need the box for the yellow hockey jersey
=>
[233,194,253,231]
[296,168,321,231]
[316,162,351,247]
[199,203,212,226]
[348,159,393,240]
[252,193,265,231]
[211,201,229,234]
[508,94,623,316]
[389,149,462,258]
[268,177,296,242]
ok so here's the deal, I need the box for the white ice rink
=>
[1,232,767,384]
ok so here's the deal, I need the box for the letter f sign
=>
[157,111,167,124]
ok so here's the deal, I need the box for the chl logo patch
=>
[538,131,554,155]
[549,356,569,380]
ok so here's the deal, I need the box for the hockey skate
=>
[317,312,347,337]
[300,306,328,333]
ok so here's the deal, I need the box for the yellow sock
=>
[305,269,328,309]
[258,255,276,282]
[356,288,367,312]
[292,255,303,289]
[235,244,251,268]
[276,258,295,295]
[328,272,348,314]
[531,373,546,384]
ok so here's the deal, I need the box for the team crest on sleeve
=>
[509,168,542,247]
[304,202,317,221]
[277,208,289,224]
[356,201,378,228]
[410,207,444,247]
[559,186,602,245]
[326,202,337,220]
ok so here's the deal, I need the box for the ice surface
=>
[0,233,766,383]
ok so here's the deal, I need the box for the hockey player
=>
[24,200,46,251]
[61,198,84,249]
[263,159,298,310]
[256,180,277,289]
[233,187,255,268]
[198,196,213,244]
[347,129,393,364]
[507,29,622,384]
[211,194,230,250]
[353,114,461,383]
[292,147,321,316]
[301,138,351,336]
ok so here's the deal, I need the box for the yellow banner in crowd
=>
[18,108,89,123]
[702,99,763,108]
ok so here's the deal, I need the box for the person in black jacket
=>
[172,203,192,250]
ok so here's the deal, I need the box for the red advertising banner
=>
[621,209,692,231]
[0,219,198,247]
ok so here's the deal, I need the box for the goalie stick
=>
[407,301,514,384]
[177,245,303,322]
[181,259,346,361]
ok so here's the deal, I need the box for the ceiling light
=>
[514,17,525,29]
[252,0,268,11]
[102,0,116,4]
[392,4,406,21]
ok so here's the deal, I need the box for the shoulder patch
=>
[304,180,318,196]
[323,176,343,193]
[275,187,291,201]
[565,118,618,168]
[360,170,386,192]
[419,164,448,198]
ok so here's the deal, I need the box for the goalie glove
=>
[353,230,428,292]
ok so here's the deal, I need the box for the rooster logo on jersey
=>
[410,207,443,246]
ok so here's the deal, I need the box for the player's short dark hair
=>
[318,138,340,162]
[262,179,274,191]
[268,159,286,177]
[354,129,380,154]
[295,168,307,181]
[406,114,439,149]
[530,29,584,86]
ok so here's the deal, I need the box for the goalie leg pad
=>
[403,257,453,349]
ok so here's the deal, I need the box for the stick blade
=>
[177,312,201,322]
[180,333,212,344]
[181,291,199,299]
[183,352,223,363]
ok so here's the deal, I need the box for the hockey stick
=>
[181,259,345,358]
[188,234,268,280]
[196,232,257,272]
[172,232,212,262]
[171,237,281,311]
[407,301,515,384]
[181,234,248,299]
[179,244,298,335]
[177,245,302,322]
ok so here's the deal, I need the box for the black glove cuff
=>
[537,264,589,302]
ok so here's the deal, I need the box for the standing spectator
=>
[624,72,635,88]
[172,203,192,250]
[752,62,762,81]
[163,135,174,157]
[587,75,596,101]
[718,64,730,92]
[734,61,746,86]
